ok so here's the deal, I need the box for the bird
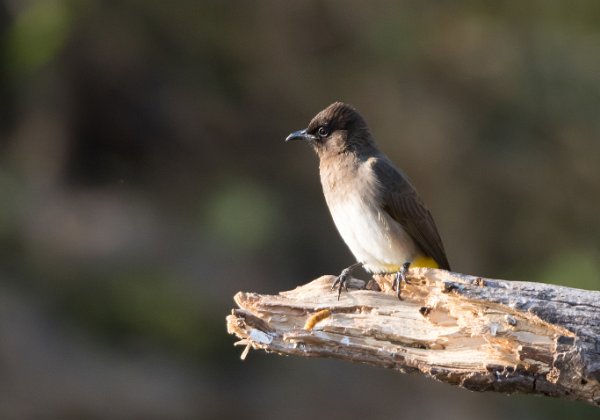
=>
[286,102,450,299]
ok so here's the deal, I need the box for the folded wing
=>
[372,157,451,270]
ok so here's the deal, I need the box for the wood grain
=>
[226,268,600,406]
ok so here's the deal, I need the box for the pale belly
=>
[325,194,420,273]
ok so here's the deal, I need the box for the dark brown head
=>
[285,102,375,157]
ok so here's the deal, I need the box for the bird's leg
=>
[393,262,411,300]
[331,262,363,300]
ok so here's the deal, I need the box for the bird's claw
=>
[392,262,411,300]
[331,274,349,300]
[331,262,362,300]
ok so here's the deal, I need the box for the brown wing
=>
[372,157,451,270]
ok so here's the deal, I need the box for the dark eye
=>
[317,126,330,137]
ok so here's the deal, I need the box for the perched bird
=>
[286,102,450,299]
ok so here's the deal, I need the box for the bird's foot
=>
[392,262,411,300]
[331,262,362,300]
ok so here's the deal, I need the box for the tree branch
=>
[226,268,600,406]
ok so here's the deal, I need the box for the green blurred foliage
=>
[54,267,218,357]
[5,0,73,77]
[204,180,282,253]
[538,250,600,291]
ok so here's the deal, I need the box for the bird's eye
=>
[317,126,330,137]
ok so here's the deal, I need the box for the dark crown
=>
[307,102,367,134]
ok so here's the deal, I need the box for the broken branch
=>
[226,268,600,406]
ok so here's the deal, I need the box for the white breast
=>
[324,190,419,273]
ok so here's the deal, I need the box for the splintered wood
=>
[226,268,600,406]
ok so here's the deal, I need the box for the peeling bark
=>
[226,268,600,406]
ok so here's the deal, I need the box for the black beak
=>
[285,129,317,142]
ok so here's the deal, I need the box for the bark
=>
[226,268,600,406]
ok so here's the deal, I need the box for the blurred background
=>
[1,0,600,418]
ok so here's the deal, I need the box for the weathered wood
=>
[226,268,600,406]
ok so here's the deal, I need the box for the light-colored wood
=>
[226,268,600,406]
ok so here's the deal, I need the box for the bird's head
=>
[286,102,374,157]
